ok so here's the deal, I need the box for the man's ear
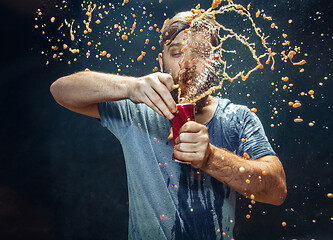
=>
[158,53,163,72]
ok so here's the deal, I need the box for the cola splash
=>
[177,1,280,104]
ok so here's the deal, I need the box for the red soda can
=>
[172,103,195,164]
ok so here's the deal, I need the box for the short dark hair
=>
[159,11,219,50]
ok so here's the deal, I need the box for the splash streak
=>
[177,0,294,103]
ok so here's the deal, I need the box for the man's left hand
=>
[169,121,212,169]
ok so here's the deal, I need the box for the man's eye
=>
[172,52,181,56]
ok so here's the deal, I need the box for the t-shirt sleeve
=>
[237,107,276,160]
[98,100,134,140]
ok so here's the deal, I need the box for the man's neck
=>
[195,96,218,125]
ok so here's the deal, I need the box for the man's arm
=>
[171,121,287,206]
[50,71,177,119]
[201,147,286,206]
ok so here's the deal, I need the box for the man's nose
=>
[183,57,196,70]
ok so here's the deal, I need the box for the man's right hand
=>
[128,73,177,120]
[50,71,177,120]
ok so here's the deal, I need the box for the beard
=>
[170,88,179,103]
[162,61,179,103]
[169,77,209,113]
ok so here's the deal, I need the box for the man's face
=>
[159,30,212,111]
[160,29,211,81]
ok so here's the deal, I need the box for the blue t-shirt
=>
[98,97,275,240]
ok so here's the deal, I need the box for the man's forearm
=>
[50,71,177,120]
[201,145,287,206]
[50,71,133,109]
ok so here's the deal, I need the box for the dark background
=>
[0,0,332,239]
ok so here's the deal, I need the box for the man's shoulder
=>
[216,97,249,115]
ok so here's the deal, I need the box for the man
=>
[50,11,287,240]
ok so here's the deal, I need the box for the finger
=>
[179,121,202,134]
[175,142,198,152]
[151,80,177,113]
[143,95,165,118]
[176,132,199,144]
[145,88,174,120]
[173,150,200,162]
[157,73,174,91]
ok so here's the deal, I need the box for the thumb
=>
[168,127,173,141]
